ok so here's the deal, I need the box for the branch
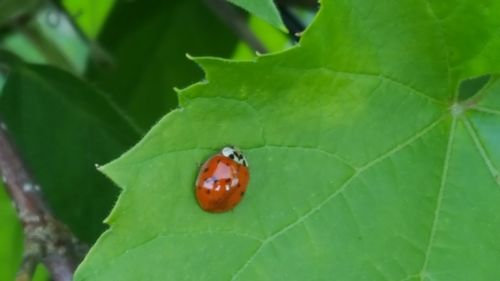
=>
[203,0,268,54]
[0,119,87,281]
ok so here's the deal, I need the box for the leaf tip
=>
[277,22,289,33]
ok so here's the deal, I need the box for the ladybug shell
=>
[195,151,249,213]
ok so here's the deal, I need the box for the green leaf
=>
[1,4,90,73]
[0,0,41,28]
[62,0,115,38]
[0,184,22,281]
[227,0,286,31]
[87,0,239,130]
[0,52,141,242]
[232,15,290,60]
[75,0,500,280]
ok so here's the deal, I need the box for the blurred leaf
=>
[232,15,290,60]
[0,52,142,242]
[1,32,46,64]
[0,0,41,28]
[227,0,285,31]
[62,0,115,38]
[32,265,50,281]
[33,4,90,73]
[87,0,238,130]
[0,184,22,281]
[0,64,7,90]
[1,3,90,73]
[75,0,500,280]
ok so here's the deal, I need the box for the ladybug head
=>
[221,146,248,167]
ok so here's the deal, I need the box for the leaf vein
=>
[463,116,500,186]
[419,117,457,280]
[358,116,444,172]
[422,0,453,100]
[246,144,355,169]
[275,64,445,104]
[231,117,443,280]
[472,106,500,117]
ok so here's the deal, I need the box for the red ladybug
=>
[195,146,249,213]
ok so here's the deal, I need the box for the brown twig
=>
[203,0,268,54]
[0,119,87,281]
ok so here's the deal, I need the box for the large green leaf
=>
[87,0,238,130]
[75,0,500,280]
[0,53,141,242]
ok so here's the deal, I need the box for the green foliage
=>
[0,0,499,280]
[87,0,238,130]
[62,0,115,38]
[73,0,500,280]
[0,182,49,281]
[1,4,90,73]
[0,52,141,242]
[0,184,21,281]
[0,0,41,28]
[0,0,241,277]
[232,15,290,60]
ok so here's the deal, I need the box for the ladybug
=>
[195,146,250,213]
